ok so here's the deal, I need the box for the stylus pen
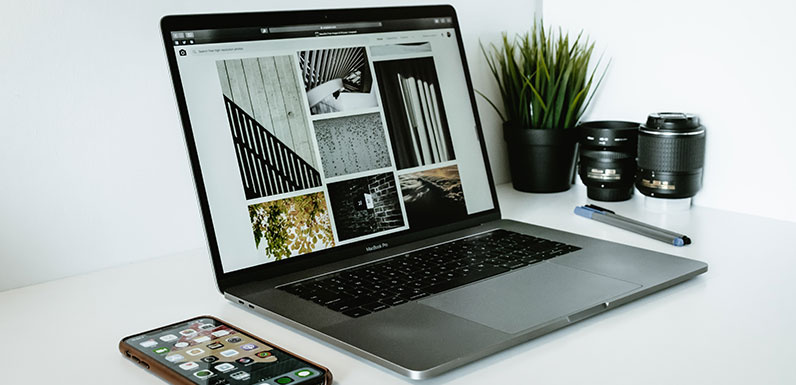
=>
[574,204,692,247]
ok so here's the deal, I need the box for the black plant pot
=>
[503,122,577,193]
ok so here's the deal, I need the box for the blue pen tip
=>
[673,238,685,247]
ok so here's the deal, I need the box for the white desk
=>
[2,183,795,384]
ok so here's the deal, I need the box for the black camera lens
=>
[577,121,639,201]
[636,112,706,199]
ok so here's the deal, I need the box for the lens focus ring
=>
[638,133,705,172]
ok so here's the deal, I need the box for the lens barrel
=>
[636,112,706,199]
[577,121,639,201]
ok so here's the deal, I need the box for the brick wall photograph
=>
[327,171,405,241]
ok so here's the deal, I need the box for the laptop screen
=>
[169,14,495,273]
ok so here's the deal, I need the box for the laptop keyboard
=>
[278,229,581,318]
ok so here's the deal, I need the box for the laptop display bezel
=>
[160,5,501,292]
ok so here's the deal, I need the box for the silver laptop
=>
[161,5,707,379]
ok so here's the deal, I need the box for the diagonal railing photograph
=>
[224,96,322,200]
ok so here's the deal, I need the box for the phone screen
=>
[124,317,324,385]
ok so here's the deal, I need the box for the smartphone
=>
[119,316,332,385]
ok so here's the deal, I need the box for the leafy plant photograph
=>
[248,192,335,261]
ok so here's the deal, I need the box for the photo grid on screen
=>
[214,40,471,264]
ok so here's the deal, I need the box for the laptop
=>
[160,5,707,379]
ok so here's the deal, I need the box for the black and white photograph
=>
[399,165,467,231]
[217,56,322,200]
[326,172,405,241]
[313,112,392,178]
[298,47,378,115]
[374,57,456,170]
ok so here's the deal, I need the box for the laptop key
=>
[382,297,408,306]
[327,301,353,312]
[306,289,341,305]
[284,284,307,296]
[345,287,372,297]
[337,295,378,308]
[501,261,528,270]
[384,279,403,287]
[408,281,426,289]
[371,290,395,299]
[330,285,351,293]
[391,286,411,295]
[362,302,390,312]
[426,276,450,285]
[401,290,429,301]
[342,308,371,318]
[312,296,340,306]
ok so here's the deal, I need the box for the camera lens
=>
[577,121,639,201]
[636,112,706,199]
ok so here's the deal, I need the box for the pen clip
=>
[585,204,615,214]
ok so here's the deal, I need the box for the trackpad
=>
[419,262,641,334]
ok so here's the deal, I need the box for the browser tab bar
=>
[268,21,383,33]
[171,18,452,45]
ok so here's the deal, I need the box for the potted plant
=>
[480,21,606,192]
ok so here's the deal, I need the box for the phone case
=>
[118,315,332,385]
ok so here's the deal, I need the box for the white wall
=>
[0,0,538,291]
[544,0,796,223]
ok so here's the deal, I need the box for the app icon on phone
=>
[207,342,224,350]
[165,354,184,363]
[240,343,257,351]
[193,336,210,343]
[153,347,170,355]
[186,348,205,356]
[139,339,157,348]
[179,361,199,371]
[230,371,251,381]
[201,355,219,363]
[295,369,314,378]
[236,357,254,366]
[226,336,243,344]
[160,334,178,342]
[193,369,214,379]
[179,329,197,337]
[211,330,230,338]
[219,349,239,357]
[214,362,235,373]
[275,377,293,384]
[174,342,189,348]
[198,323,215,330]
[255,351,272,358]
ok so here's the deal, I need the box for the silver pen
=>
[574,204,691,246]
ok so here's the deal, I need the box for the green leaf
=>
[475,89,506,121]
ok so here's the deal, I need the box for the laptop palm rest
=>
[419,262,641,334]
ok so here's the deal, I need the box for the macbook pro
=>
[160,5,707,379]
